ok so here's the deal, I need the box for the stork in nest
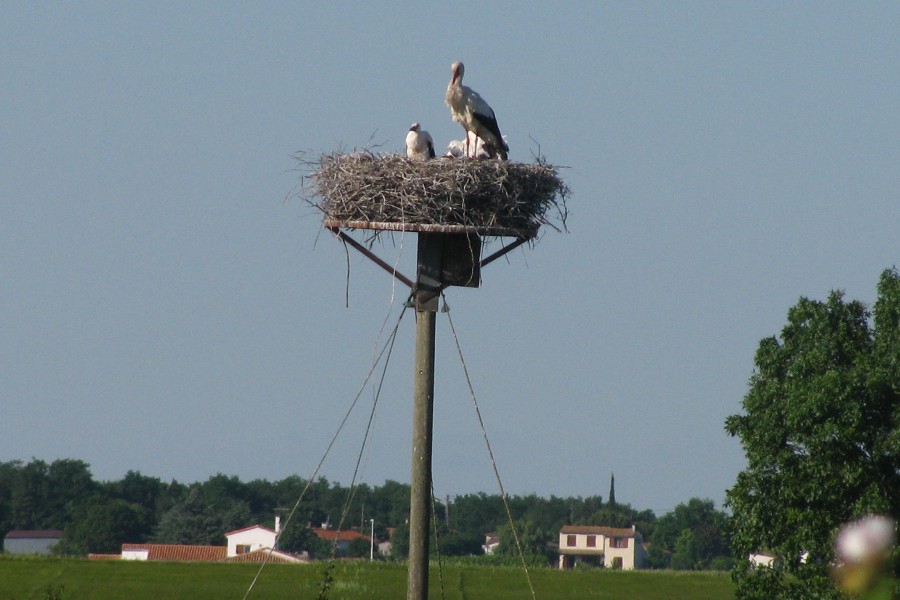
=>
[445,61,509,160]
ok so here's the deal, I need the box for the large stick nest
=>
[297,152,569,237]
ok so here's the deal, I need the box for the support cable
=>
[444,300,538,600]
[430,480,447,600]
[318,301,404,599]
[242,304,408,600]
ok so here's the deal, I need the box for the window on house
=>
[566,535,576,547]
[609,537,628,548]
[586,535,596,548]
[236,544,251,555]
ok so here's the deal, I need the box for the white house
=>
[111,515,305,564]
[378,527,395,557]
[223,517,308,564]
[225,524,278,558]
[749,552,775,567]
[482,532,500,555]
[558,525,647,570]
[121,546,150,560]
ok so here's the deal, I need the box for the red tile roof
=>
[311,528,370,543]
[121,543,227,562]
[559,525,639,537]
[224,524,276,536]
[226,548,307,564]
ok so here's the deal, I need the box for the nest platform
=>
[303,152,569,239]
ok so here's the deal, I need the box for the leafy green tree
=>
[423,514,483,558]
[153,486,250,545]
[243,478,277,518]
[436,528,483,556]
[650,498,729,569]
[1,459,98,531]
[9,459,50,529]
[369,480,410,529]
[278,518,328,557]
[45,459,97,526]
[391,522,410,559]
[56,495,150,554]
[670,528,699,570]
[587,503,656,547]
[448,493,507,540]
[0,461,21,535]
[566,495,604,525]
[495,519,553,565]
[589,505,635,528]
[725,269,900,599]
[646,542,670,569]
[201,474,252,511]
[346,536,371,558]
[105,471,165,510]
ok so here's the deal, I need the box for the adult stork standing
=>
[405,122,435,160]
[444,61,509,160]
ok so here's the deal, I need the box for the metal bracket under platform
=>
[324,221,534,311]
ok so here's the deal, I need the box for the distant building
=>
[482,532,500,555]
[3,530,62,555]
[108,516,307,564]
[748,552,775,567]
[311,527,371,556]
[378,527,395,557]
[117,541,305,564]
[121,543,227,562]
[558,525,647,570]
[225,524,277,557]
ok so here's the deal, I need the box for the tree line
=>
[4,271,896,597]
[0,459,732,568]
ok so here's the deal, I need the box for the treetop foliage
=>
[725,268,900,599]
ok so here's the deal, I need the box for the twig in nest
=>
[293,151,570,237]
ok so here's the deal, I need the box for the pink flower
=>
[835,515,896,565]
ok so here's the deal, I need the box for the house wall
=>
[603,536,635,569]
[557,532,605,554]
[226,528,276,558]
[3,538,59,555]
[749,553,775,567]
[557,530,644,570]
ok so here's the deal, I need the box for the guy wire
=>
[444,299,538,600]
[242,303,408,599]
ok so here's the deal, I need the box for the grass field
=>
[0,557,734,600]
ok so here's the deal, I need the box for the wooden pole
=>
[407,234,441,600]
[321,225,528,598]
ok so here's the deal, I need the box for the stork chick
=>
[405,122,435,160]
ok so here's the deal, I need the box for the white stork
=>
[405,122,435,160]
[445,131,490,159]
[444,61,508,160]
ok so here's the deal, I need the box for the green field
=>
[0,557,733,600]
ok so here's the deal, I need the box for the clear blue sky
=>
[2,3,898,515]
